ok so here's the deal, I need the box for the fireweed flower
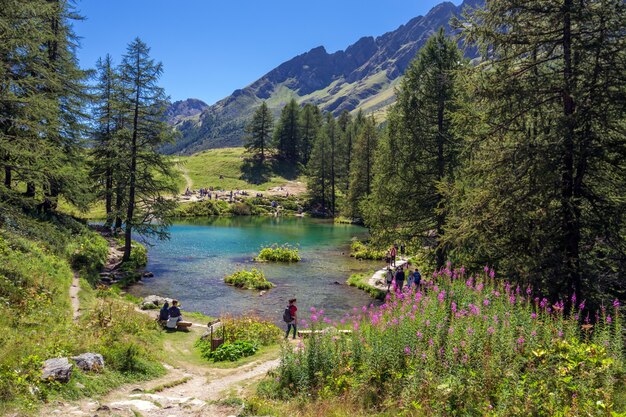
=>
[483,298,490,306]
[416,331,423,339]
[571,293,577,304]
[489,270,495,279]
[487,326,495,334]
[558,330,563,337]
[517,337,525,345]
[428,338,434,346]
[467,328,475,336]
[526,286,532,296]
[451,302,457,313]
[476,283,484,292]
[448,327,454,334]
[310,307,316,313]
[579,301,586,311]
[404,346,411,355]
[484,265,490,273]
[531,312,537,320]
[459,266,466,275]
[614,299,621,309]
[540,298,548,308]
[607,315,612,324]
[310,314,318,322]
[531,331,537,337]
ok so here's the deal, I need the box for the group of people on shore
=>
[384,243,420,292]
[183,187,249,203]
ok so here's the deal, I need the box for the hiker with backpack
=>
[390,245,397,267]
[283,298,298,339]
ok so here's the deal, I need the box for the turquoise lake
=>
[129,216,381,322]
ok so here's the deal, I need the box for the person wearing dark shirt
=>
[395,266,406,292]
[285,298,298,339]
[169,300,182,322]
[159,301,170,321]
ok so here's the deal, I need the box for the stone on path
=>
[141,294,172,310]
[41,358,73,383]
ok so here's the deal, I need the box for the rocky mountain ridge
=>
[165,0,482,155]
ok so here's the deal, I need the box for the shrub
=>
[271,267,625,415]
[119,240,148,272]
[350,240,385,260]
[68,232,109,278]
[195,315,281,362]
[224,268,275,290]
[202,341,258,362]
[255,244,300,262]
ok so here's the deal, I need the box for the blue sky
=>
[74,1,459,105]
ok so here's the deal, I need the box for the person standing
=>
[413,269,422,289]
[385,266,394,292]
[385,250,391,268]
[406,268,414,288]
[390,245,397,267]
[395,266,406,292]
[284,298,298,339]
[400,243,406,257]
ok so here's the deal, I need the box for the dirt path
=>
[180,164,193,191]
[52,235,281,417]
[43,322,281,417]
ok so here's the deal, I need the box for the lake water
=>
[129,216,381,323]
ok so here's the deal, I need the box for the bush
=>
[271,267,625,415]
[255,244,301,262]
[68,232,109,278]
[224,268,275,290]
[119,240,148,272]
[195,315,281,362]
[350,240,385,260]
[172,199,229,217]
[202,341,258,362]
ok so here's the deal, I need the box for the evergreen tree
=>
[244,101,274,162]
[346,115,378,219]
[307,115,337,214]
[90,54,123,227]
[336,110,353,195]
[118,38,177,261]
[298,103,322,165]
[273,98,300,162]
[364,28,464,268]
[446,0,626,300]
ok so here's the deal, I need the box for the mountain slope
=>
[167,0,481,155]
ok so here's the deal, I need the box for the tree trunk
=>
[104,167,113,227]
[435,78,446,269]
[4,166,11,189]
[123,54,141,262]
[25,182,35,198]
[560,0,581,296]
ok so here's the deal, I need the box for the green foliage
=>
[202,341,258,362]
[245,102,274,162]
[68,232,109,280]
[255,244,301,262]
[195,315,281,362]
[0,212,165,412]
[119,240,148,272]
[364,28,464,268]
[173,199,230,217]
[271,268,625,415]
[224,268,275,290]
[349,240,384,260]
[274,99,301,163]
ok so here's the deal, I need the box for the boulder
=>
[71,353,104,372]
[143,272,154,278]
[41,358,73,383]
[141,295,171,310]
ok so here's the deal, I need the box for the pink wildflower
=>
[310,314,318,322]
[613,299,621,309]
[531,331,537,337]
[531,312,537,320]
[606,315,612,324]
[489,269,495,279]
[416,331,423,339]
[483,298,490,306]
[517,337,525,345]
[467,328,475,336]
[487,326,495,334]
[310,307,316,313]
[579,301,586,311]
[404,346,411,355]
[484,265,489,273]
[451,302,457,313]
[428,338,434,346]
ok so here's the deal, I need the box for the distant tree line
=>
[0,1,175,262]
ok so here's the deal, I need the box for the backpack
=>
[283,307,293,323]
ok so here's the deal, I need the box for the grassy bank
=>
[346,271,385,300]
[0,208,165,414]
[172,194,305,218]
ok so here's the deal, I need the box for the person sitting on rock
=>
[159,301,169,323]
[166,300,183,328]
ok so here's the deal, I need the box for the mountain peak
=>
[167,0,483,155]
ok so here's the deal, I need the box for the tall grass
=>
[269,266,625,416]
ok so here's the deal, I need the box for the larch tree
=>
[118,38,177,262]
[274,98,300,163]
[298,103,322,165]
[445,0,626,301]
[364,28,464,268]
[244,101,274,163]
[346,115,378,220]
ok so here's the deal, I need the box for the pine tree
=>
[244,101,274,163]
[364,28,464,267]
[274,98,300,163]
[346,115,378,219]
[307,115,337,215]
[446,0,626,300]
[118,38,177,261]
[298,103,322,165]
[336,110,353,196]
